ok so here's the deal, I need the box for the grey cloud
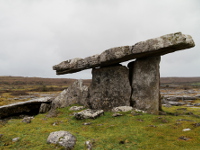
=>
[0,0,199,78]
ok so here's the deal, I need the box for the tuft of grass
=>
[1,106,200,149]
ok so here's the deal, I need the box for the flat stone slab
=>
[0,97,52,118]
[74,109,104,120]
[53,32,195,75]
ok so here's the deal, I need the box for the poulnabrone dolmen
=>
[53,32,195,114]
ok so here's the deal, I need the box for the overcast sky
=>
[0,0,199,79]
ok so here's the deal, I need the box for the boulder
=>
[47,131,76,150]
[53,32,194,75]
[51,80,89,109]
[87,64,131,111]
[112,106,133,112]
[74,109,104,120]
[0,97,52,119]
[130,56,161,114]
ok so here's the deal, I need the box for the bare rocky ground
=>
[160,88,200,106]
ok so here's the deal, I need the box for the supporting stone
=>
[88,64,131,111]
[129,56,161,114]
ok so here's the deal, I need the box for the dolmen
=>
[53,32,195,115]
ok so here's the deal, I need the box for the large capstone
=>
[53,32,195,75]
[88,64,131,111]
[129,56,161,114]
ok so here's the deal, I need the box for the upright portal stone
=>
[130,56,161,114]
[88,64,131,111]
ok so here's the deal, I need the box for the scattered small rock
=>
[162,104,172,107]
[12,137,20,142]
[134,109,147,113]
[47,131,76,150]
[97,124,103,126]
[158,117,169,123]
[168,101,186,106]
[147,125,157,128]
[137,119,144,122]
[192,123,200,127]
[82,122,92,125]
[176,108,187,111]
[112,113,123,117]
[22,117,33,123]
[112,106,133,112]
[183,128,191,131]
[69,106,85,111]
[52,121,61,126]
[74,109,104,120]
[177,119,195,122]
[85,140,95,150]
[179,136,191,141]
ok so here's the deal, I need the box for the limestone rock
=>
[69,106,85,111]
[47,131,76,150]
[53,32,195,75]
[112,106,133,112]
[0,97,52,119]
[39,103,51,113]
[51,80,89,109]
[22,116,33,123]
[130,56,161,114]
[88,65,131,111]
[112,113,123,117]
[74,109,104,120]
[12,137,20,142]
[168,101,186,106]
[85,140,95,150]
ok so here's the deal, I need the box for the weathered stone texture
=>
[130,56,161,114]
[51,80,88,109]
[74,109,104,120]
[88,64,131,111]
[47,131,76,150]
[53,32,194,75]
[0,97,52,119]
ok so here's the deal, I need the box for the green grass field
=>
[1,105,200,150]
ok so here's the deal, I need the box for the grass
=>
[1,106,200,150]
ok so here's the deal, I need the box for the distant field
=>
[160,77,200,89]
[0,76,91,106]
[0,76,200,106]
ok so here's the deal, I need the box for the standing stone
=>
[88,64,131,111]
[51,80,89,109]
[129,56,161,114]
